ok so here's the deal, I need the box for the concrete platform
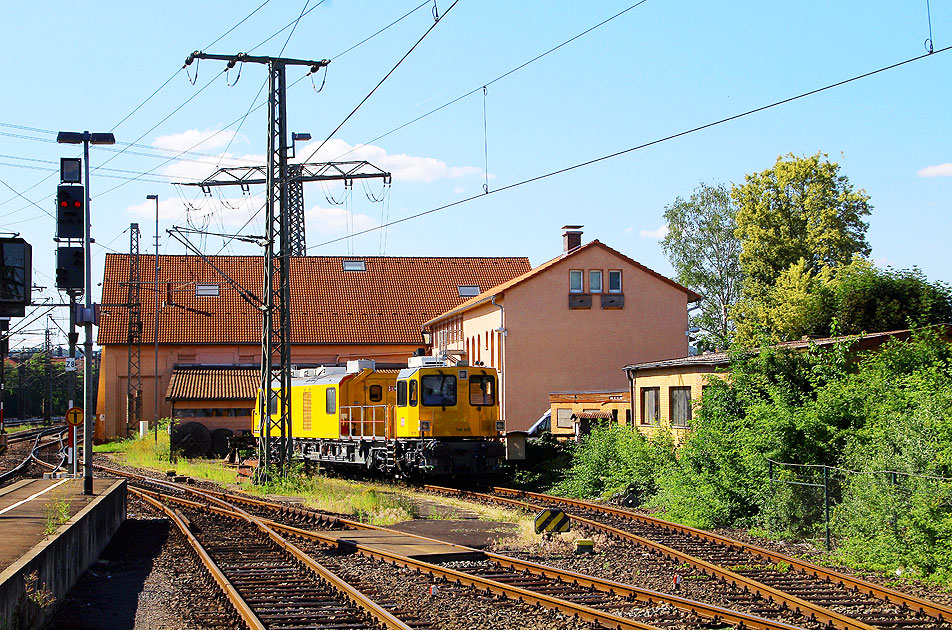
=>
[324,528,485,562]
[0,478,126,628]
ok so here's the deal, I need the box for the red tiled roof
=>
[165,367,258,401]
[425,240,702,326]
[98,255,531,346]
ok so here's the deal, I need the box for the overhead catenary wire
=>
[307,43,952,252]
[0,2,440,218]
[300,0,461,164]
[325,0,652,165]
[0,1,282,216]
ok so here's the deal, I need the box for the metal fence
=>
[766,458,952,551]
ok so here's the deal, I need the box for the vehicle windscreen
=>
[421,374,457,406]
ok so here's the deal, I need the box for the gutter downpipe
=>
[491,295,506,432]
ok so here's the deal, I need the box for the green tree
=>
[660,183,742,350]
[734,258,952,345]
[732,152,872,288]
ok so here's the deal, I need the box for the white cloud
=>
[126,197,187,221]
[305,205,378,235]
[917,163,952,177]
[623,226,634,234]
[296,139,483,183]
[453,186,465,195]
[153,128,245,152]
[640,224,669,239]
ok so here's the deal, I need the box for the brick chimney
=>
[562,225,583,253]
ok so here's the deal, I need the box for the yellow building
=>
[622,328,948,444]
[547,389,630,440]
[623,354,729,444]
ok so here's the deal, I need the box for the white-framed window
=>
[342,260,366,271]
[457,285,480,297]
[608,270,622,293]
[590,270,603,294]
[556,408,574,428]
[641,387,659,425]
[569,270,583,293]
[670,387,692,427]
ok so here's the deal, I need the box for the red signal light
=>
[73,201,82,208]
[60,201,68,207]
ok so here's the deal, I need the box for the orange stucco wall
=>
[440,246,691,431]
[96,343,422,439]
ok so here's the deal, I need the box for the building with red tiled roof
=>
[95,253,530,439]
[425,228,701,431]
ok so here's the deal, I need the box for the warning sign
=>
[66,407,83,427]
[534,508,571,534]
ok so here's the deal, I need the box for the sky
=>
[1,0,950,350]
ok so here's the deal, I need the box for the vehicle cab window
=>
[468,374,495,406]
[397,381,407,407]
[422,374,457,406]
[409,380,418,407]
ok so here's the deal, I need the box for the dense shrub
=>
[550,423,675,501]
[552,329,952,584]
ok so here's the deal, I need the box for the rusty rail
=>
[133,489,264,630]
[427,485,890,630]
[128,475,814,630]
[489,486,952,622]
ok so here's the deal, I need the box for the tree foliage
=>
[661,183,742,350]
[734,258,952,345]
[733,152,872,288]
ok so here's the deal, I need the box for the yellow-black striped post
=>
[534,508,570,534]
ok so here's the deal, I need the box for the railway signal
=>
[56,185,85,239]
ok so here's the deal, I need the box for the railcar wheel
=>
[209,428,233,458]
[171,421,212,457]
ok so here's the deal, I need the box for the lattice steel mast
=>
[181,161,391,257]
[184,51,329,476]
[126,223,142,435]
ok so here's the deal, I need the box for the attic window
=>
[342,260,366,272]
[195,283,219,297]
[457,285,480,297]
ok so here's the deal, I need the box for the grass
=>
[94,429,238,487]
[43,481,75,536]
[96,430,537,534]
[5,423,44,434]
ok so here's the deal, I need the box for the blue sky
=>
[2,1,950,349]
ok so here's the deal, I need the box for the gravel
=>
[43,495,238,630]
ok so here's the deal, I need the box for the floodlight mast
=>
[185,51,330,479]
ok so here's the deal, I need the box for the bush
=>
[550,423,675,501]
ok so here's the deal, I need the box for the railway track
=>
[425,485,952,630]
[133,488,417,630]
[101,464,820,630]
[0,425,68,484]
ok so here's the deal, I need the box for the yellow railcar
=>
[253,357,505,475]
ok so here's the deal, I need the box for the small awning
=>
[166,367,258,402]
[571,411,613,421]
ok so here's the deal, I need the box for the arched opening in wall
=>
[490,330,495,368]
[466,336,470,359]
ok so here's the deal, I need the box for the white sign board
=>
[64,358,76,372]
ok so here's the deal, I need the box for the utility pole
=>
[126,223,142,436]
[0,319,7,433]
[184,51,330,477]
